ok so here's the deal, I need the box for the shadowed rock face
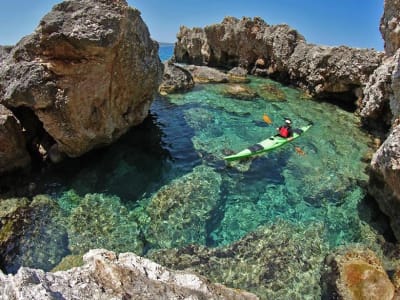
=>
[0,105,30,173]
[0,0,162,160]
[174,16,383,102]
[361,0,400,240]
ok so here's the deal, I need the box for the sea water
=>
[158,43,174,61]
[3,77,387,298]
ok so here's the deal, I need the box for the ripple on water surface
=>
[3,77,383,298]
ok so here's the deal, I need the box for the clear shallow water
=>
[3,77,382,296]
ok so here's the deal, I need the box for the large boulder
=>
[174,16,383,102]
[0,0,162,159]
[0,249,258,300]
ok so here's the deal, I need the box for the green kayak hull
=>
[223,124,312,161]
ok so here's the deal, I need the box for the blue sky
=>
[0,0,384,50]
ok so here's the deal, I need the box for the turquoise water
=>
[3,77,383,297]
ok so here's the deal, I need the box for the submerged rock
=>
[0,249,259,300]
[148,221,328,299]
[322,248,395,300]
[0,195,68,273]
[256,82,286,101]
[222,84,259,100]
[0,0,162,162]
[145,165,222,248]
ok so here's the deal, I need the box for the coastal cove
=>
[1,0,400,299]
[0,76,393,297]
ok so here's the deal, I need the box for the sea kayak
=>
[223,124,312,161]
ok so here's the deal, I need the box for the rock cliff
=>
[0,0,162,170]
[174,16,383,102]
[361,0,400,239]
[0,249,258,300]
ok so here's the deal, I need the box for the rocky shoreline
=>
[0,0,400,299]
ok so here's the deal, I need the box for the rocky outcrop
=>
[174,16,383,102]
[369,124,400,239]
[159,62,194,95]
[0,0,162,163]
[323,248,395,299]
[361,0,400,239]
[0,249,258,300]
[380,0,400,56]
[0,105,30,173]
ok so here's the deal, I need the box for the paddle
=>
[263,113,272,124]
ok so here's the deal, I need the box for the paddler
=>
[277,118,293,138]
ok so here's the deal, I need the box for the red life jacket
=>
[279,126,289,138]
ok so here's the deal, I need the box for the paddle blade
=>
[263,114,272,124]
[295,147,305,156]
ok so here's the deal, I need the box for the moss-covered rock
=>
[145,165,222,248]
[148,220,328,299]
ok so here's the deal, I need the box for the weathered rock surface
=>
[0,105,31,173]
[0,249,258,300]
[360,51,398,131]
[149,221,328,299]
[159,62,194,95]
[380,0,400,56]
[369,124,400,239]
[361,0,400,240]
[323,248,395,300]
[174,16,383,101]
[0,0,162,162]
[183,64,229,83]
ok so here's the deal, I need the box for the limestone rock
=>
[222,84,258,100]
[159,62,194,95]
[323,248,395,300]
[183,64,229,83]
[360,52,397,130]
[369,124,400,239]
[174,16,383,102]
[381,0,400,56]
[0,249,259,300]
[287,42,383,99]
[0,105,31,173]
[0,0,162,159]
[228,66,250,83]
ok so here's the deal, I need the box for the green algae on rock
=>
[66,192,143,255]
[148,220,328,299]
[0,195,68,273]
[144,165,222,249]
